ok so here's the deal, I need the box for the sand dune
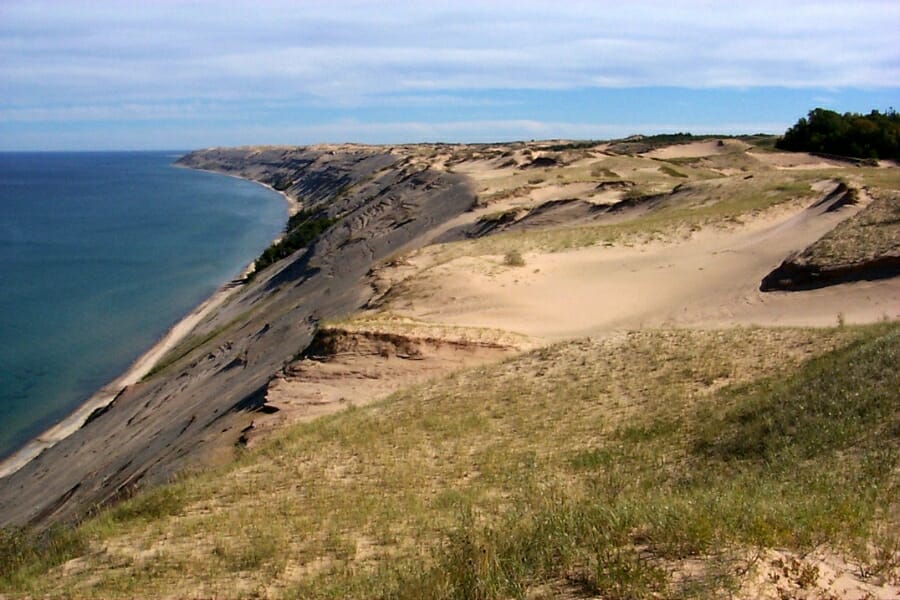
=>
[642,138,749,159]
[369,185,898,339]
[749,149,846,170]
[5,138,897,598]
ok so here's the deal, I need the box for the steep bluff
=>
[0,145,476,528]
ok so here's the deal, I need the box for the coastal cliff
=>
[0,145,476,528]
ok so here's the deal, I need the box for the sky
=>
[1,0,898,151]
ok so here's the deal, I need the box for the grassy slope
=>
[2,323,897,598]
[789,188,899,268]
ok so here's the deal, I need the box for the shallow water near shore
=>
[0,151,286,459]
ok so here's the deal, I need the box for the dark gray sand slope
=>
[0,146,476,528]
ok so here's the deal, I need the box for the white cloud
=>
[0,0,896,148]
[1,0,898,108]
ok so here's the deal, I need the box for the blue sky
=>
[1,1,898,150]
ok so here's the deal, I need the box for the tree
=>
[776,108,900,160]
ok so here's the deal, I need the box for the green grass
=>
[104,484,190,525]
[142,309,254,379]
[3,323,896,598]
[0,526,88,589]
[142,324,227,380]
[382,324,899,599]
[696,326,899,462]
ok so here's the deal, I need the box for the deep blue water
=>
[0,152,286,459]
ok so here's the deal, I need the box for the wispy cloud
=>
[0,0,897,148]
[3,1,898,103]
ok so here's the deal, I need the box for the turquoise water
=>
[0,152,286,459]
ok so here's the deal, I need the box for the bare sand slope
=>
[372,192,898,339]
[749,149,847,170]
[642,138,750,159]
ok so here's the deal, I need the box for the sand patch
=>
[740,549,899,600]
[750,150,845,170]
[643,139,749,159]
[372,195,899,339]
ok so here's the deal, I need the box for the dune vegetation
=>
[1,323,897,598]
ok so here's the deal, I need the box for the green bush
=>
[253,209,338,275]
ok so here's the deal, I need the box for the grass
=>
[0,526,88,589]
[2,323,896,598]
[786,188,899,269]
[142,309,254,379]
[142,324,227,380]
[696,324,899,463]
[502,249,525,267]
[252,209,338,275]
[658,164,688,178]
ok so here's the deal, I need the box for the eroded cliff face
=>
[0,145,476,528]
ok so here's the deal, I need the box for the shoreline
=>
[0,164,293,480]
[181,164,301,216]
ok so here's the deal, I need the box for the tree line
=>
[776,108,899,160]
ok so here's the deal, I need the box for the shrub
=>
[503,249,525,267]
[252,209,338,275]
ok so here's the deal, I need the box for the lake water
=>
[0,152,286,459]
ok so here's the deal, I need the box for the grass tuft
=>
[0,525,88,588]
[502,249,525,267]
